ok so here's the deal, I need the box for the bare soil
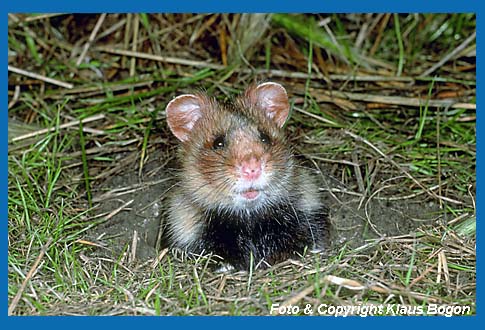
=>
[88,130,441,263]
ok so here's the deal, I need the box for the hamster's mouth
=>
[240,189,261,200]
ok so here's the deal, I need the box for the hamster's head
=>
[166,82,295,213]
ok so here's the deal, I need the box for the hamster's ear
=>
[166,94,203,142]
[249,82,290,127]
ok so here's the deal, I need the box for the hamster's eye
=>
[212,135,226,150]
[259,131,271,145]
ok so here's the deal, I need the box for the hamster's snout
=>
[240,156,262,181]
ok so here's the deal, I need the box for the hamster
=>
[165,82,329,270]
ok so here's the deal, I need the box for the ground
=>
[8,14,476,316]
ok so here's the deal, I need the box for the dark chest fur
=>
[194,203,329,269]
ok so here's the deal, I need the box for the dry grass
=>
[8,13,475,316]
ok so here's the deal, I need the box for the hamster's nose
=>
[240,157,262,181]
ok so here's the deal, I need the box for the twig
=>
[96,18,126,42]
[437,250,450,288]
[9,238,53,315]
[308,155,358,167]
[122,14,132,69]
[92,178,169,203]
[280,283,317,308]
[8,65,74,89]
[437,106,443,209]
[9,114,105,143]
[354,14,371,49]
[150,248,169,269]
[409,262,438,288]
[319,17,349,65]
[256,69,417,82]
[49,80,153,98]
[352,151,366,193]
[316,89,475,110]
[373,182,447,201]
[293,106,338,126]
[104,199,134,221]
[323,274,441,304]
[130,230,138,263]
[420,31,476,77]
[76,13,107,66]
[370,14,391,56]
[96,46,225,70]
[22,13,66,23]
[8,85,21,109]
[364,185,390,237]
[130,14,140,77]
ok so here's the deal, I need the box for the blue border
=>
[475,6,481,322]
[2,315,480,325]
[2,1,479,13]
[3,3,9,323]
[4,0,479,328]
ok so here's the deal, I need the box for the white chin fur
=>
[234,173,269,192]
[232,191,266,209]
[227,174,269,209]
